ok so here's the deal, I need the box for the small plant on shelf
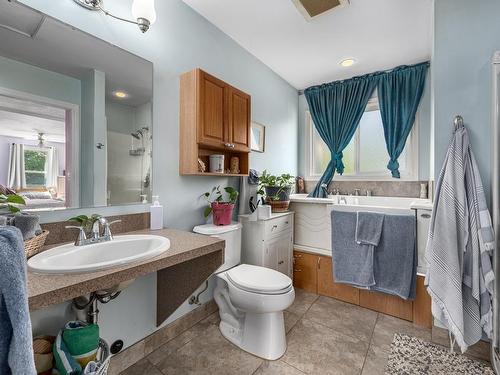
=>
[257,170,295,212]
[203,186,239,226]
[0,193,25,213]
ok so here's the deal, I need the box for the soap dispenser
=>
[150,195,163,230]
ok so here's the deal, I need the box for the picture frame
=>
[251,122,265,153]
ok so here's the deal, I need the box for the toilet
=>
[193,222,295,360]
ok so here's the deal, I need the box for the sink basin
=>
[28,234,170,274]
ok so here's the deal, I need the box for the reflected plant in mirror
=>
[0,1,153,212]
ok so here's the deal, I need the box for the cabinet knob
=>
[294,269,302,272]
[420,213,431,219]
[278,260,284,265]
[272,225,278,231]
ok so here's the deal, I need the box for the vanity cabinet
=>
[240,212,294,278]
[180,68,250,176]
[293,250,432,327]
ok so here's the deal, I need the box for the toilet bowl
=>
[193,223,295,360]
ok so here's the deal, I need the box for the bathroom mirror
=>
[0,2,153,211]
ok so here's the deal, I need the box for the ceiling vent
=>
[291,0,349,21]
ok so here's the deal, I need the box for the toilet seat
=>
[226,264,292,295]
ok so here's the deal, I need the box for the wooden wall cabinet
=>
[293,250,432,328]
[180,68,251,176]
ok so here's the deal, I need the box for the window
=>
[24,147,49,187]
[306,98,417,180]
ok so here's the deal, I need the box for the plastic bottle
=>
[150,195,163,230]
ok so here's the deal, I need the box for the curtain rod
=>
[303,61,430,93]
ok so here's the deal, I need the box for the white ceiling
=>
[0,1,153,107]
[0,95,65,143]
[183,0,433,89]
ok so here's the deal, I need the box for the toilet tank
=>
[193,222,242,272]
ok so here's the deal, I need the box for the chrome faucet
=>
[66,217,121,246]
[353,189,361,196]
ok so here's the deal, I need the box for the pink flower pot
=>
[211,202,234,226]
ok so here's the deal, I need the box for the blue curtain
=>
[377,62,429,178]
[305,76,378,197]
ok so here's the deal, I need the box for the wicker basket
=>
[25,230,49,259]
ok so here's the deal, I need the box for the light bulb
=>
[132,0,157,25]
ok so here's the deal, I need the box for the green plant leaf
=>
[8,204,20,213]
[203,206,212,218]
[6,194,25,205]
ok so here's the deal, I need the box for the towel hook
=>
[454,115,464,131]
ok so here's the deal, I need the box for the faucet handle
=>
[103,219,121,239]
[65,225,87,246]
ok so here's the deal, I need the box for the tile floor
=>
[119,289,490,375]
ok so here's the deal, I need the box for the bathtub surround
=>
[304,180,428,198]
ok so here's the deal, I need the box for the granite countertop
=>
[28,228,225,310]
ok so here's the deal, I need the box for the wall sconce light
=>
[73,0,156,33]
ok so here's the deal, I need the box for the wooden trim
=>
[413,275,432,328]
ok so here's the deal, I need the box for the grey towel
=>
[355,212,384,246]
[0,226,36,375]
[370,213,416,300]
[331,210,376,287]
[425,125,495,352]
[12,214,41,241]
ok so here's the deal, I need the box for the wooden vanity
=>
[28,228,225,326]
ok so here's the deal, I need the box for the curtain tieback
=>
[387,159,400,178]
[332,152,345,175]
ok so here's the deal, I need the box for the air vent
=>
[292,0,349,21]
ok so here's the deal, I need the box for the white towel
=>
[425,124,494,352]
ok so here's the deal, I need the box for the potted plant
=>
[203,186,239,226]
[0,193,25,214]
[258,170,295,212]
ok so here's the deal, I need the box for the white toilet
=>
[193,222,295,360]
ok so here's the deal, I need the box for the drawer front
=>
[265,215,293,237]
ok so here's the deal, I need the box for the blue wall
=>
[433,0,500,203]
[0,55,81,105]
[21,0,298,350]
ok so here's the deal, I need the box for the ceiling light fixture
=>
[37,132,45,147]
[113,91,128,99]
[73,0,156,33]
[340,58,356,67]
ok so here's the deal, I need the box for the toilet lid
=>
[227,264,292,294]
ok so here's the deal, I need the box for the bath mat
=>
[385,333,493,374]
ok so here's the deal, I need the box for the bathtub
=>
[289,193,433,274]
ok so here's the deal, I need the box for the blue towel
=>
[370,213,417,300]
[355,212,384,246]
[0,226,36,375]
[331,210,376,287]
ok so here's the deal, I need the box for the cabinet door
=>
[317,256,359,305]
[276,232,293,277]
[359,289,413,321]
[228,87,250,152]
[198,71,227,148]
[293,251,317,293]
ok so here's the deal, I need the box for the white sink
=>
[28,234,170,274]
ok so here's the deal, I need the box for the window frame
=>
[305,98,419,181]
[23,145,50,188]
